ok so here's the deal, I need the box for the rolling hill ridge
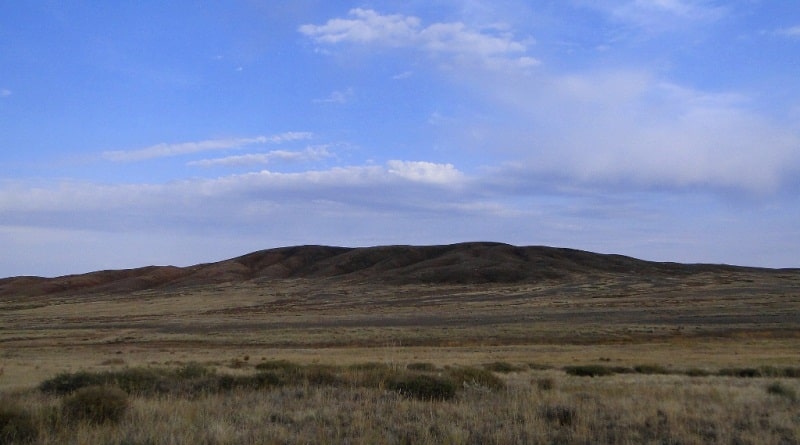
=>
[0,242,783,297]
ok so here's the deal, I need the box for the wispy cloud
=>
[299,8,538,69]
[314,88,354,104]
[775,25,800,38]
[392,71,413,80]
[0,160,469,230]
[581,0,727,30]
[188,146,333,168]
[102,132,313,162]
[0,89,11,97]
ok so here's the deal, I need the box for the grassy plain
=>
[1,262,799,443]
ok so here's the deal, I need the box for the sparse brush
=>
[482,361,524,373]
[528,363,552,371]
[255,359,302,373]
[685,368,712,377]
[760,366,800,378]
[446,366,505,390]
[541,404,577,427]
[388,374,457,401]
[349,362,393,371]
[39,370,106,395]
[406,362,437,372]
[536,377,555,391]
[175,362,210,379]
[0,403,38,444]
[634,364,670,375]
[718,368,761,378]
[766,382,797,401]
[61,385,129,424]
[564,365,617,377]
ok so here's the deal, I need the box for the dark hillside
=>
[0,242,783,297]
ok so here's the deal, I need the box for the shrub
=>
[528,363,552,370]
[175,362,210,379]
[255,360,302,373]
[634,364,669,375]
[0,404,38,444]
[406,362,437,372]
[39,371,105,394]
[685,368,711,377]
[482,361,524,373]
[718,368,761,378]
[389,374,457,401]
[62,385,129,424]
[541,405,577,427]
[302,366,342,386]
[349,362,392,371]
[564,365,616,377]
[760,367,800,378]
[447,367,505,390]
[536,377,555,391]
[766,382,797,402]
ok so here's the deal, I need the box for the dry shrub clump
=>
[388,374,457,400]
[766,382,797,402]
[61,385,129,424]
[0,403,38,444]
[10,361,800,444]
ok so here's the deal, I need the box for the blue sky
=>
[1,0,799,277]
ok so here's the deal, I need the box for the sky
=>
[1,0,799,278]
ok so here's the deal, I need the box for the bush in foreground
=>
[0,404,38,444]
[388,374,457,401]
[446,366,505,390]
[766,382,797,402]
[62,385,129,424]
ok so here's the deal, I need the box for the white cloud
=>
[776,26,800,38]
[102,132,313,162]
[0,89,10,97]
[476,68,800,193]
[299,9,419,45]
[0,160,467,224]
[188,146,332,167]
[386,160,464,184]
[299,9,538,69]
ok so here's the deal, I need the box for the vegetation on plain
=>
[1,361,797,444]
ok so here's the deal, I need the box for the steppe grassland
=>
[2,362,799,444]
[1,272,799,443]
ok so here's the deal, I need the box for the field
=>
[1,244,799,443]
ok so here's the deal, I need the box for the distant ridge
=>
[0,242,777,297]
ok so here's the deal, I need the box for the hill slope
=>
[0,242,779,297]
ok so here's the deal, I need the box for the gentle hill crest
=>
[0,242,784,297]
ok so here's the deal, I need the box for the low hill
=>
[0,242,781,297]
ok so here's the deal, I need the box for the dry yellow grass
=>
[3,365,799,444]
[2,264,799,443]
